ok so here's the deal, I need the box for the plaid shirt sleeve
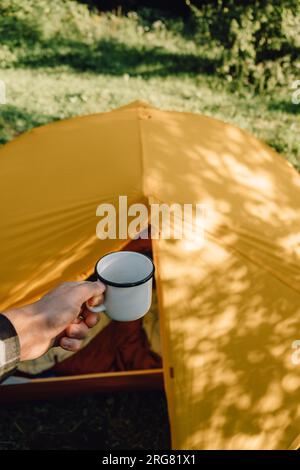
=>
[0,314,20,383]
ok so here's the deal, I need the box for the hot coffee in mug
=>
[86,251,155,321]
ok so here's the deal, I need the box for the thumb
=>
[74,280,106,304]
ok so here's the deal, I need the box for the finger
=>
[81,309,100,328]
[75,280,106,304]
[73,305,85,324]
[86,293,104,308]
[65,322,89,340]
[60,337,82,352]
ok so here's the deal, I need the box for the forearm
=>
[3,304,45,361]
[0,281,103,382]
[0,313,20,383]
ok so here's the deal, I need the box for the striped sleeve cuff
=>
[0,314,20,382]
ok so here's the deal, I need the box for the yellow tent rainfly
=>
[0,101,300,450]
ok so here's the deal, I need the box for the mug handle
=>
[85,301,106,313]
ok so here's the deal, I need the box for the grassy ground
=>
[1,4,300,168]
[2,67,300,170]
[0,391,170,450]
[0,2,300,450]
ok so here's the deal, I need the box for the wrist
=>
[3,303,44,361]
[0,314,20,381]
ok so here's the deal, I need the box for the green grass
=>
[0,2,299,169]
[2,69,300,170]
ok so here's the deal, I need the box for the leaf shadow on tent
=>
[146,113,300,449]
[159,245,300,449]
[1,103,299,449]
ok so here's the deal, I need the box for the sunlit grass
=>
[0,3,299,169]
[1,66,299,170]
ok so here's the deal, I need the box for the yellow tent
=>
[0,101,300,449]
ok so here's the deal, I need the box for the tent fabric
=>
[0,101,300,449]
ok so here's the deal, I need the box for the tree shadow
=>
[79,0,190,16]
[143,106,300,449]
[18,37,219,77]
[1,13,220,77]
[267,100,300,115]
[0,105,59,145]
[0,14,41,47]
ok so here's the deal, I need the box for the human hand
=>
[3,281,105,361]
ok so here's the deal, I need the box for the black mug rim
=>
[94,251,155,288]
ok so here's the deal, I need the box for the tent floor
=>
[0,368,164,403]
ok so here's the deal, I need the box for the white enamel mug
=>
[86,251,155,322]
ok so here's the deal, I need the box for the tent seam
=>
[135,106,178,449]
